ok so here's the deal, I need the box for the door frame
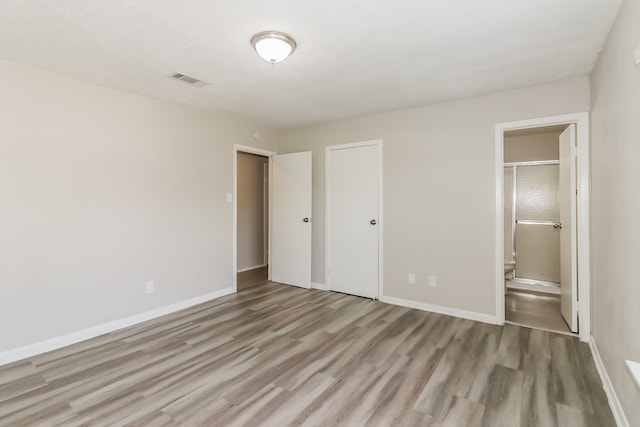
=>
[325,139,384,299]
[233,144,276,292]
[494,112,590,342]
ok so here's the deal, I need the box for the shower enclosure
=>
[504,161,561,288]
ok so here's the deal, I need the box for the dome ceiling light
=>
[251,31,297,64]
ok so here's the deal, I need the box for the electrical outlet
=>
[146,281,155,294]
[428,275,437,288]
[408,273,416,285]
[226,193,233,203]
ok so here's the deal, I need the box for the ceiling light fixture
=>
[251,31,297,64]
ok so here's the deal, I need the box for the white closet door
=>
[271,152,312,289]
[559,124,578,332]
[327,143,380,299]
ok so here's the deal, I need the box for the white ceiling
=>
[0,0,623,128]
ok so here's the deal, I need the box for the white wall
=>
[278,77,590,317]
[0,59,276,352]
[590,0,640,423]
[237,152,268,271]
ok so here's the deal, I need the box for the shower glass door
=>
[514,164,560,284]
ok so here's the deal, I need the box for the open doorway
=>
[495,113,591,342]
[233,144,313,293]
[503,125,571,334]
[235,144,275,291]
[235,147,273,291]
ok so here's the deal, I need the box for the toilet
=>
[504,261,516,277]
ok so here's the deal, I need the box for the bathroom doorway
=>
[503,125,570,333]
[495,113,591,341]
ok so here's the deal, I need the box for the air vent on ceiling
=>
[168,72,209,87]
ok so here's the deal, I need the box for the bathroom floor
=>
[505,288,573,334]
[237,266,268,291]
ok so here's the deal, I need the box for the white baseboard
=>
[311,282,328,291]
[590,336,629,427]
[0,286,235,367]
[380,295,498,325]
[237,264,267,273]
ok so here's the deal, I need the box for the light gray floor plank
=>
[506,288,572,334]
[0,273,616,426]
[482,364,524,427]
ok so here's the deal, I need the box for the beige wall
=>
[278,76,590,316]
[0,59,276,352]
[504,132,560,163]
[590,0,640,423]
[237,152,268,271]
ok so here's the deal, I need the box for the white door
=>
[327,143,380,299]
[559,124,578,332]
[271,152,312,289]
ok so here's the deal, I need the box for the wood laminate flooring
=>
[506,289,572,335]
[237,267,268,291]
[0,281,614,426]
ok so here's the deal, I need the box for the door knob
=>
[370,219,377,225]
[303,217,310,223]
